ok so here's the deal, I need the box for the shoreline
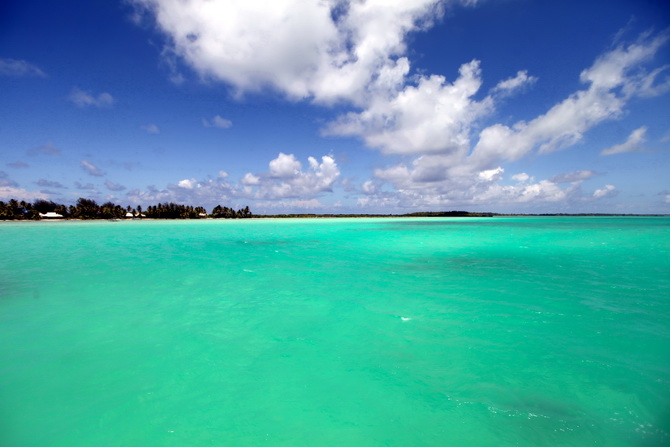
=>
[2,212,669,223]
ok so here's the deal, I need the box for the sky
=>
[1,0,669,214]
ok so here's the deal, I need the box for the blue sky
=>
[1,0,669,214]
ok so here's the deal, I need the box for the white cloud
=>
[218,170,229,178]
[126,185,181,206]
[269,152,302,178]
[127,3,669,211]
[141,124,160,134]
[478,167,504,182]
[469,88,624,169]
[202,115,233,128]
[241,173,260,185]
[0,58,46,77]
[580,32,669,94]
[475,180,568,204]
[0,186,48,201]
[127,178,226,207]
[325,60,493,155]
[492,70,537,96]
[350,30,667,210]
[328,31,666,172]
[355,171,574,211]
[361,180,381,195]
[80,160,105,177]
[68,88,114,108]
[131,0,477,105]
[177,178,197,189]
[593,184,617,199]
[601,126,647,155]
[122,154,338,208]
[468,32,667,170]
[242,153,340,199]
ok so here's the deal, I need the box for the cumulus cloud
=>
[511,173,530,182]
[478,167,504,182]
[422,34,668,189]
[356,170,574,210]
[141,124,160,134]
[68,88,114,108]
[269,153,302,178]
[177,178,197,189]
[467,32,668,170]
[241,173,260,185]
[27,142,60,157]
[324,60,493,155]
[80,160,105,177]
[593,184,617,199]
[0,58,46,77]
[326,29,668,188]
[122,154,336,207]
[131,0,479,105]
[0,187,48,201]
[127,2,669,210]
[345,29,665,209]
[492,70,537,96]
[581,31,669,96]
[469,89,623,168]
[601,126,648,155]
[242,153,340,199]
[126,177,235,207]
[202,115,232,129]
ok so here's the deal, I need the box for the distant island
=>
[0,198,666,220]
[0,198,252,220]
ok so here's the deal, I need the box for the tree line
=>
[0,198,253,220]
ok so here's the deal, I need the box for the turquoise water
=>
[1,217,669,446]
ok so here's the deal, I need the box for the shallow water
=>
[1,217,669,446]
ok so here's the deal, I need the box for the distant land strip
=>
[1,198,668,220]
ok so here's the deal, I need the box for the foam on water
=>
[1,217,669,446]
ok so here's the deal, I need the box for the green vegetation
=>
[0,198,253,220]
[3,198,663,220]
[211,205,251,219]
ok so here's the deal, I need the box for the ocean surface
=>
[1,217,668,446]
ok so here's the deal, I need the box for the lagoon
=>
[1,217,669,446]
